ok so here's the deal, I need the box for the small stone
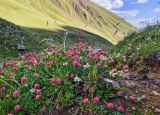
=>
[139,75,149,81]
[141,95,147,100]
[152,91,160,96]
[124,75,137,80]
[131,107,136,110]
[124,81,137,89]
[103,78,120,88]
[155,108,160,113]
[155,80,160,85]
[121,72,129,79]
[156,53,160,61]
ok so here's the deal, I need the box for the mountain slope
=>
[0,0,136,44]
[111,25,160,69]
[0,18,113,60]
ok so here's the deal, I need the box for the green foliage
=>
[0,42,126,114]
[111,25,160,66]
[95,80,117,100]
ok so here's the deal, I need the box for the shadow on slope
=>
[0,18,112,60]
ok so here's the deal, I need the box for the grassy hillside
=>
[0,0,136,44]
[0,18,112,60]
[111,25,160,69]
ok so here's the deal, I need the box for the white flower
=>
[137,97,141,102]
[83,63,90,69]
[30,88,35,93]
[47,52,51,55]
[118,70,128,78]
[137,47,140,50]
[74,76,81,82]
[80,56,83,60]
[0,75,4,78]
[100,55,108,61]
[63,62,68,66]
[116,53,121,58]
[41,52,44,55]
[17,61,22,66]
[146,37,151,40]
[110,69,118,77]
[123,56,126,62]
[24,84,29,87]
[110,72,118,77]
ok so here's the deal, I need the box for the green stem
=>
[4,79,21,86]
[0,79,17,90]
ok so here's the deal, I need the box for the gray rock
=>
[125,74,150,81]
[103,78,120,88]
[131,107,136,110]
[155,80,160,85]
[46,37,57,45]
[120,72,129,79]
[124,81,138,89]
[152,91,160,96]
[156,53,160,61]
[155,108,160,113]
[141,95,147,100]
[138,75,149,81]
[124,75,138,81]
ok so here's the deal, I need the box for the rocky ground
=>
[120,53,160,114]
[122,70,160,114]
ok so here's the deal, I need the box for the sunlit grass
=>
[0,0,136,44]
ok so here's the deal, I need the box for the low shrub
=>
[0,41,134,115]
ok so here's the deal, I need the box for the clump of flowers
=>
[0,87,6,92]
[93,97,100,104]
[50,78,61,85]
[123,65,129,73]
[129,95,136,102]
[14,105,22,112]
[106,103,115,110]
[117,91,124,97]
[117,106,125,113]
[13,91,20,98]
[34,84,40,89]
[34,73,40,77]
[0,41,138,114]
[21,76,28,83]
[83,98,89,105]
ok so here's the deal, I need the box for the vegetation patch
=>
[111,25,160,70]
[0,42,140,115]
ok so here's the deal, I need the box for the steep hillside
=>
[0,18,112,60]
[0,0,136,44]
[111,25,160,70]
